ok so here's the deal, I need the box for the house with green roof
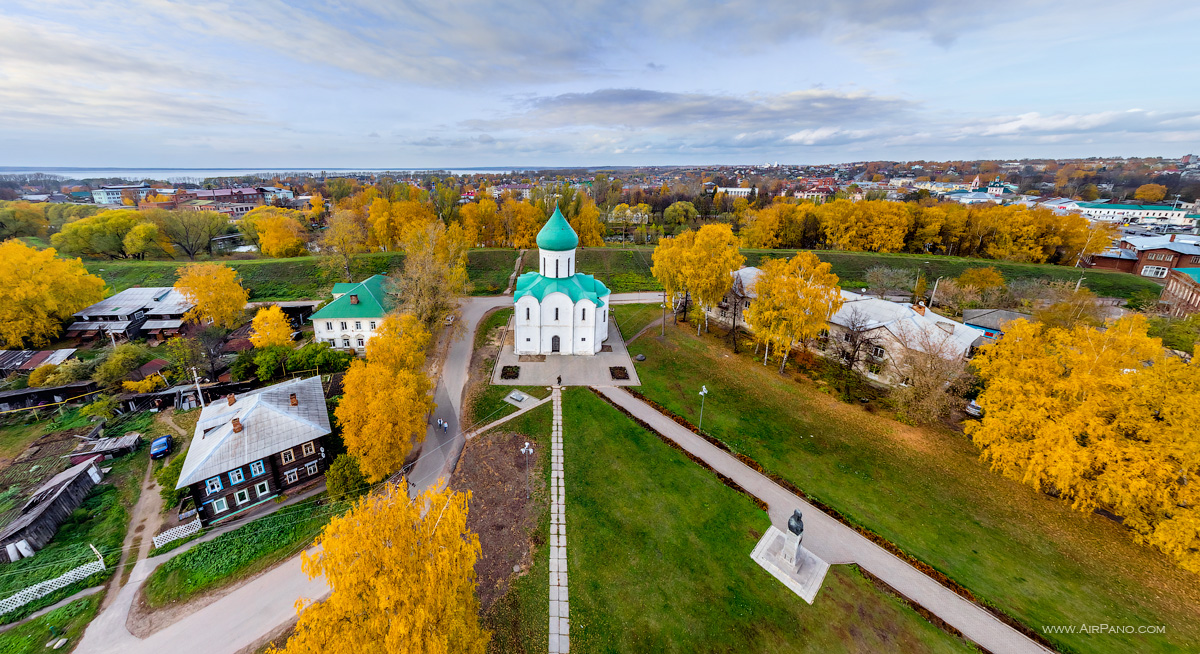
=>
[310,274,389,353]
[513,207,611,355]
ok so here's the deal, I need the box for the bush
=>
[156,449,188,509]
[230,349,257,382]
[326,454,368,502]
[254,345,291,382]
[286,342,353,376]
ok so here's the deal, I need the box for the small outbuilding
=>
[0,459,103,563]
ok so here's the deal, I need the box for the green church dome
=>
[536,206,579,251]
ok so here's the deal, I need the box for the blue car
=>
[150,435,172,459]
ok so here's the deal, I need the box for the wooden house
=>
[175,376,331,526]
[0,459,102,563]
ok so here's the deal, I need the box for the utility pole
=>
[191,367,206,409]
[520,442,534,498]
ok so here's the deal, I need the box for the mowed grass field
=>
[84,249,521,300]
[80,245,1154,302]
[487,391,976,654]
[627,322,1200,654]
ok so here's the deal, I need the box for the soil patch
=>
[451,428,545,610]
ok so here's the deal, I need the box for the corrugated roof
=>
[176,376,331,488]
[833,291,984,357]
[962,309,1032,332]
[311,275,389,321]
[73,287,192,319]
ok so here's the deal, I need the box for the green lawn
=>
[83,249,518,301]
[576,248,661,293]
[0,594,102,654]
[627,324,1200,653]
[611,303,664,342]
[142,498,340,608]
[486,391,976,653]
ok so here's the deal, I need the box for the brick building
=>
[1162,268,1200,317]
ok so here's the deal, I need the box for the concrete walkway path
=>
[593,386,1053,654]
[547,387,569,654]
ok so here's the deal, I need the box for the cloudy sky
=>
[2,0,1198,168]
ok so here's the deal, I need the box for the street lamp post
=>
[520,442,534,498]
[698,386,708,432]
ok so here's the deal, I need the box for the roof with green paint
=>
[311,274,389,320]
[514,272,610,306]
[536,206,579,251]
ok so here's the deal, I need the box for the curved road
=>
[76,292,662,654]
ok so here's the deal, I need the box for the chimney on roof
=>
[227,393,235,406]
[350,294,359,305]
[289,393,298,406]
[231,418,243,433]
[914,301,926,316]
[1170,234,1176,242]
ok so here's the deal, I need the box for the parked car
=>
[150,435,173,459]
[965,400,983,418]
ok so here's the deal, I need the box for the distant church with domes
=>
[513,207,611,355]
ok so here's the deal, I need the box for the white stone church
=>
[513,207,611,355]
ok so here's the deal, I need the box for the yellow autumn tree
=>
[257,212,308,258]
[745,252,844,370]
[308,192,325,221]
[967,315,1200,572]
[686,224,745,334]
[250,305,294,349]
[957,267,1005,292]
[27,364,59,388]
[0,240,106,348]
[320,210,369,282]
[388,221,471,329]
[650,230,695,336]
[272,483,488,654]
[175,263,250,329]
[335,314,434,481]
[123,376,166,393]
[569,200,606,247]
[1134,183,1168,202]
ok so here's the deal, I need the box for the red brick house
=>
[1087,234,1200,279]
[1162,268,1200,317]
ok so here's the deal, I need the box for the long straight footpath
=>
[593,386,1053,654]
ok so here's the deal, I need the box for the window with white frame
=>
[871,345,885,358]
[235,489,250,505]
[1142,265,1169,278]
[325,322,333,330]
[357,337,364,347]
[867,361,884,375]
[369,321,376,330]
[328,339,336,346]
[842,332,853,342]
[205,477,223,494]
[285,469,299,484]
[305,461,318,476]
[250,460,265,477]
[212,498,229,513]
[302,441,316,456]
[228,468,244,484]
[281,449,295,464]
[340,321,347,330]
[355,321,361,330]
[255,481,270,497]
[342,338,350,347]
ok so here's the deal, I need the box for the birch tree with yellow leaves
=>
[686,224,745,335]
[174,263,249,329]
[967,315,1200,572]
[249,305,294,349]
[0,240,106,348]
[273,484,488,654]
[335,314,434,481]
[651,229,695,336]
[744,252,843,371]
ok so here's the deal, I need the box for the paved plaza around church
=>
[491,317,641,387]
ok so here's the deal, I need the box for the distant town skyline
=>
[3,0,1198,168]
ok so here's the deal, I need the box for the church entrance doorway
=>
[551,335,560,353]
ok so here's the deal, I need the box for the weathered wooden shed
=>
[68,434,142,466]
[0,459,102,563]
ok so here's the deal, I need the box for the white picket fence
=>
[152,518,202,549]
[0,558,105,616]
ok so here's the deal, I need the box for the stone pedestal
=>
[750,526,830,604]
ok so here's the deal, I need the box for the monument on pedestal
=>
[749,508,829,604]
